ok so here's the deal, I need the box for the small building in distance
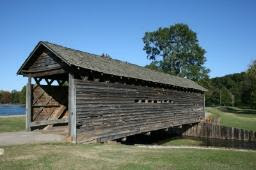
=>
[17,41,206,143]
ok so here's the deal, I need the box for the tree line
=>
[199,66,256,108]
[143,23,256,109]
[0,86,26,104]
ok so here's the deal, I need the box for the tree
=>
[143,23,209,81]
[145,61,161,71]
[248,60,256,79]
[19,86,26,104]
[247,60,256,108]
[0,91,11,104]
[11,90,20,103]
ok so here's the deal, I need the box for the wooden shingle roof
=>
[18,41,206,92]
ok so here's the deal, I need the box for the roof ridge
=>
[42,41,99,57]
[37,41,206,91]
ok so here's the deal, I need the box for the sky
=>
[0,0,255,91]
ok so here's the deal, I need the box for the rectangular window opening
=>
[135,99,174,104]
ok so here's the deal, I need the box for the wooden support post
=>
[69,74,77,143]
[26,77,32,131]
[203,94,205,118]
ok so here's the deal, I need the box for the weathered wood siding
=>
[22,51,66,77]
[75,79,204,142]
[27,52,62,72]
[31,85,68,128]
[183,122,256,142]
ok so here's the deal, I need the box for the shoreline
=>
[0,104,25,106]
[0,115,25,118]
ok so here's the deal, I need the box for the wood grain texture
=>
[74,79,204,142]
[28,52,62,72]
[183,123,256,142]
[26,77,32,131]
[69,74,77,143]
[22,50,66,77]
[30,84,68,129]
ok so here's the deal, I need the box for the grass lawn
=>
[206,107,256,131]
[160,137,203,146]
[0,143,256,170]
[0,116,25,132]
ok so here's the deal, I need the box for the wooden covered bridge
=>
[17,41,206,143]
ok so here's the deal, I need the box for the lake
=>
[0,104,25,116]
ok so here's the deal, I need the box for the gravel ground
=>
[0,131,65,146]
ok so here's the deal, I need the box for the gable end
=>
[17,42,68,77]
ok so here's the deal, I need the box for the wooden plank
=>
[183,122,256,142]
[32,104,60,107]
[26,77,32,131]
[69,73,77,143]
[48,105,67,119]
[203,94,205,117]
[30,118,68,127]
[31,84,68,122]
[74,78,205,143]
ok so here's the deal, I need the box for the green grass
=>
[0,143,256,170]
[160,137,203,146]
[0,116,25,132]
[206,107,256,131]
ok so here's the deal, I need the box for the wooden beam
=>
[203,94,205,118]
[57,79,66,86]
[30,118,68,127]
[34,77,42,85]
[45,79,54,86]
[69,73,77,143]
[26,77,32,131]
[22,69,66,77]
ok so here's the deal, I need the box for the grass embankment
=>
[0,143,256,170]
[0,116,25,132]
[206,107,256,131]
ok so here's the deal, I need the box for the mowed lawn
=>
[0,116,25,132]
[206,107,256,131]
[0,143,256,170]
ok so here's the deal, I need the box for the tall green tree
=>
[248,60,256,79]
[11,90,20,103]
[19,86,26,104]
[247,60,256,108]
[143,23,209,81]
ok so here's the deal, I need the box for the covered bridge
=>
[17,41,206,143]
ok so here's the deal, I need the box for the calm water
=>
[0,104,25,116]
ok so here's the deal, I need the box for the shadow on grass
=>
[218,106,256,115]
[117,130,177,145]
[116,128,256,150]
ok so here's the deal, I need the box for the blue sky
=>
[0,0,255,90]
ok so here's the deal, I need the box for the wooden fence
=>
[182,123,256,142]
